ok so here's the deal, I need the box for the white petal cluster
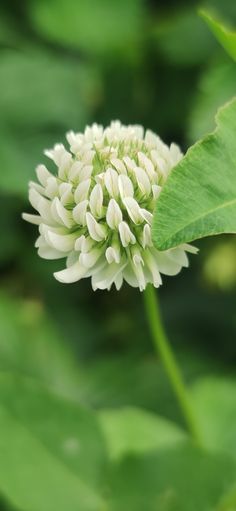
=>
[23,121,197,290]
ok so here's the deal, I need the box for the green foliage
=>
[192,377,236,457]
[152,98,236,250]
[188,59,236,142]
[0,292,87,399]
[107,443,236,511]
[98,407,186,461]
[0,49,100,196]
[28,0,144,58]
[0,373,106,511]
[200,10,236,61]
[153,8,216,66]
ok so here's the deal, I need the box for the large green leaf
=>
[152,97,236,250]
[98,407,186,461]
[107,443,236,511]
[0,373,107,511]
[200,10,236,61]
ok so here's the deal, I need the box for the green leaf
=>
[0,373,107,511]
[192,376,236,458]
[98,407,186,461]
[29,0,143,58]
[200,9,236,61]
[217,484,236,511]
[152,97,236,250]
[108,443,236,511]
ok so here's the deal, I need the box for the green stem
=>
[143,284,201,444]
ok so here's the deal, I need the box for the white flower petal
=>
[74,235,86,251]
[133,166,151,196]
[141,223,152,248]
[145,250,162,288]
[123,156,136,171]
[86,212,107,242]
[104,168,119,198]
[182,244,199,254]
[54,259,88,283]
[106,199,122,229]
[44,176,59,199]
[36,164,52,186]
[170,143,183,165]
[167,248,189,268]
[73,200,88,226]
[138,152,156,181]
[152,184,162,199]
[131,261,146,291]
[79,247,102,268]
[140,209,153,225]
[68,161,83,181]
[22,213,42,225]
[105,246,120,264]
[114,272,123,290]
[123,197,142,224]
[131,246,144,266]
[152,248,182,276]
[74,179,91,203]
[118,221,136,247]
[29,189,55,224]
[90,184,103,217]
[80,236,95,253]
[92,261,126,290]
[79,165,93,182]
[29,181,46,195]
[118,175,134,198]
[36,236,65,260]
[110,157,127,174]
[51,197,73,228]
[45,230,77,253]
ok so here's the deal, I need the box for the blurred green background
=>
[1,0,236,438]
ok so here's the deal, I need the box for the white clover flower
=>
[22,121,197,291]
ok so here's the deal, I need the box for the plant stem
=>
[143,284,201,444]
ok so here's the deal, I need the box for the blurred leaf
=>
[98,407,186,461]
[0,49,100,195]
[107,443,236,511]
[200,10,236,61]
[153,8,216,66]
[0,290,217,425]
[192,376,236,457]
[0,292,84,401]
[188,59,236,142]
[217,484,236,511]
[152,98,236,251]
[29,0,144,58]
[0,373,106,511]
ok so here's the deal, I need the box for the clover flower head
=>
[23,121,197,290]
